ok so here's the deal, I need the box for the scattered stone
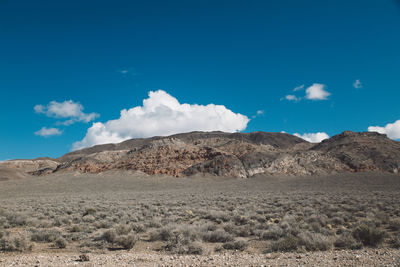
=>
[79,254,90,262]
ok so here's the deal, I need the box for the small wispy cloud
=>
[293,84,305,91]
[252,110,265,118]
[353,79,362,89]
[117,67,140,76]
[34,100,99,125]
[283,95,300,102]
[34,127,62,137]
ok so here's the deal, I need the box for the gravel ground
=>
[1,248,399,266]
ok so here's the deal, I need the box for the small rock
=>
[79,254,90,262]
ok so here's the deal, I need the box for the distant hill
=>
[1,131,399,178]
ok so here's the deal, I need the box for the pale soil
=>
[1,248,399,266]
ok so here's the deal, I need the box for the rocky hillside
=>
[1,131,400,178]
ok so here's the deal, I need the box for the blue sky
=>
[1,0,400,160]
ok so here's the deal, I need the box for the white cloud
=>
[117,67,140,76]
[293,84,305,91]
[73,90,250,150]
[34,127,62,137]
[252,110,265,119]
[283,83,330,102]
[305,83,330,100]
[353,79,362,89]
[294,132,329,143]
[284,95,300,102]
[34,100,99,124]
[368,119,400,139]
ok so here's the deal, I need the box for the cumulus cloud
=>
[34,127,62,137]
[294,132,329,143]
[368,119,400,139]
[34,100,99,124]
[73,90,250,150]
[353,79,362,89]
[305,83,330,100]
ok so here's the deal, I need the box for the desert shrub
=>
[164,227,201,254]
[31,229,61,243]
[82,215,95,223]
[201,223,218,232]
[233,225,253,237]
[330,216,345,225]
[37,220,53,228]
[70,233,83,242]
[0,233,33,252]
[202,229,234,243]
[309,222,322,233]
[69,224,83,233]
[298,232,333,251]
[83,208,96,216]
[115,224,131,235]
[306,214,327,227]
[389,236,400,248]
[204,211,231,223]
[260,224,283,240]
[352,224,386,247]
[268,235,301,252]
[101,229,117,243]
[268,231,333,252]
[131,223,146,233]
[334,232,362,249]
[6,213,29,227]
[233,215,249,226]
[94,220,112,229]
[149,227,174,241]
[223,224,252,237]
[53,216,71,227]
[389,218,400,231]
[374,211,390,225]
[223,239,247,251]
[147,219,162,228]
[54,237,68,249]
[186,242,204,255]
[115,234,137,249]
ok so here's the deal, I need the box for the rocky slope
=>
[1,131,400,178]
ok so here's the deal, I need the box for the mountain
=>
[1,131,399,178]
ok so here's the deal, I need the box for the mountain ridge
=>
[1,131,399,178]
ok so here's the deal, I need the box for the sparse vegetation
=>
[0,232,33,252]
[54,237,68,248]
[0,172,399,255]
[352,224,386,247]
